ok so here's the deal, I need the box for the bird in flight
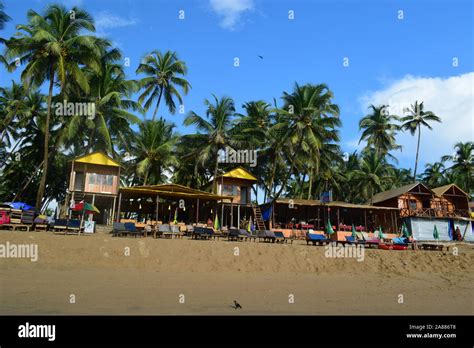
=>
[257,55,263,59]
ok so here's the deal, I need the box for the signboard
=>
[84,221,95,234]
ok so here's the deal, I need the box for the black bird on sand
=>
[233,300,242,309]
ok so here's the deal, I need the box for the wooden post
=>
[196,198,200,223]
[155,195,160,226]
[230,201,234,227]
[337,207,340,231]
[364,209,368,233]
[116,192,122,222]
[221,202,224,228]
[237,204,240,229]
[111,196,116,225]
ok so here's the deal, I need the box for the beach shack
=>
[209,167,259,229]
[66,152,120,225]
[117,183,233,227]
[372,182,472,241]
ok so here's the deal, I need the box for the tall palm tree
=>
[401,101,441,181]
[442,142,473,193]
[275,83,341,201]
[59,47,141,155]
[183,95,236,193]
[5,4,101,210]
[359,104,400,159]
[131,118,178,185]
[136,50,191,120]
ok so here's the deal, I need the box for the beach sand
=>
[0,231,472,315]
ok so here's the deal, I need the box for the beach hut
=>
[65,152,120,225]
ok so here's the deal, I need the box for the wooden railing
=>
[400,208,471,218]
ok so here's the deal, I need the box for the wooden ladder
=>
[252,204,266,231]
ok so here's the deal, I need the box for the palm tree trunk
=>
[307,168,313,200]
[152,87,164,121]
[35,67,54,211]
[213,152,219,194]
[413,126,421,182]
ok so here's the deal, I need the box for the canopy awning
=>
[119,183,234,201]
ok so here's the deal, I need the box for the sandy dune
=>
[0,232,472,315]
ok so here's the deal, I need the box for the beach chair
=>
[53,219,68,233]
[66,219,81,234]
[306,233,331,246]
[274,231,293,244]
[257,230,276,243]
[124,222,143,238]
[238,229,257,242]
[159,224,172,238]
[112,222,127,237]
[202,227,215,240]
[170,224,183,238]
[185,225,194,237]
[228,228,240,241]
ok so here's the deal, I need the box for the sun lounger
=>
[53,219,68,233]
[124,222,143,238]
[306,233,331,246]
[257,230,276,243]
[159,224,172,238]
[274,231,293,244]
[228,228,241,241]
[239,229,257,242]
[112,222,128,237]
[185,225,194,237]
[418,243,449,251]
[66,219,81,234]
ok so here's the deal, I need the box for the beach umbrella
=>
[378,226,385,239]
[214,214,220,230]
[326,218,335,236]
[351,224,357,239]
[433,225,439,241]
[402,222,410,238]
[173,208,178,224]
[71,201,100,214]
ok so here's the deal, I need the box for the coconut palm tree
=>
[131,118,178,185]
[442,142,473,193]
[183,95,236,193]
[401,101,441,181]
[274,83,341,201]
[421,162,446,188]
[59,47,142,155]
[352,149,392,204]
[136,50,191,121]
[359,104,401,160]
[5,4,101,210]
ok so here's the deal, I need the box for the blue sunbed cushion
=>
[345,236,356,242]
[67,219,81,228]
[124,222,136,232]
[307,234,327,241]
[274,231,285,238]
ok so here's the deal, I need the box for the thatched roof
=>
[432,183,469,198]
[371,182,433,204]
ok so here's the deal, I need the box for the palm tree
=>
[131,118,178,185]
[5,4,101,210]
[59,47,141,155]
[0,1,11,30]
[359,105,400,160]
[422,162,446,188]
[442,142,473,193]
[401,101,441,181]
[183,95,236,193]
[274,83,341,201]
[136,50,191,120]
[352,149,392,204]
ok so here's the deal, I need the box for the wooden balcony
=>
[400,208,471,218]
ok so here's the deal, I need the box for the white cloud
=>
[360,72,474,168]
[94,11,137,35]
[209,0,255,30]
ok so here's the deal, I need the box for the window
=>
[409,199,417,210]
[223,185,237,196]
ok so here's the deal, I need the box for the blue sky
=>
[1,0,473,171]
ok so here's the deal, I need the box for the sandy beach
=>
[0,231,473,315]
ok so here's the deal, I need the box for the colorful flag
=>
[433,225,439,240]
[214,214,220,230]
